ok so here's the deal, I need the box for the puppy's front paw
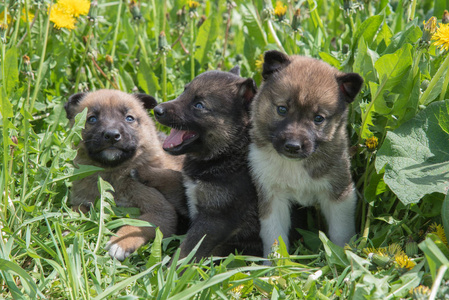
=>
[105,226,149,261]
[105,241,133,261]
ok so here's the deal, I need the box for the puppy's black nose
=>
[104,129,121,142]
[154,106,166,118]
[284,141,301,153]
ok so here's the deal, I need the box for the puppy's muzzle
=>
[154,106,166,119]
[103,129,121,143]
[283,141,301,154]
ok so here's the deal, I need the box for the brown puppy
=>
[65,89,183,261]
[249,51,363,258]
[143,67,263,261]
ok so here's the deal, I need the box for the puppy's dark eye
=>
[194,102,205,109]
[87,116,97,123]
[314,115,325,124]
[277,106,288,116]
[125,115,135,122]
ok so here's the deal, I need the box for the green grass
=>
[1,0,449,298]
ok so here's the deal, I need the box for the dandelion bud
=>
[158,31,170,53]
[261,0,274,21]
[291,8,301,31]
[370,253,390,267]
[105,55,113,68]
[129,0,142,20]
[405,240,418,257]
[443,10,449,24]
[176,7,186,25]
[365,136,378,152]
[421,17,437,45]
[197,15,206,27]
[23,55,31,65]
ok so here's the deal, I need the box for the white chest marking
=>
[248,144,331,206]
[184,176,199,219]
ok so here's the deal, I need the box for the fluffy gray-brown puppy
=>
[249,51,363,258]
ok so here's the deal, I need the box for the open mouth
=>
[162,128,199,153]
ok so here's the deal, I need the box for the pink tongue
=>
[163,128,197,149]
[163,129,186,149]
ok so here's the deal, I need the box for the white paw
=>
[105,241,131,261]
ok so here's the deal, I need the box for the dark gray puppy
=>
[146,67,263,260]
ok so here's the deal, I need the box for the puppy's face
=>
[251,51,363,159]
[65,90,157,167]
[154,68,256,158]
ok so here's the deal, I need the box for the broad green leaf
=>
[319,232,349,267]
[443,190,449,243]
[439,102,449,135]
[195,16,220,67]
[353,37,379,84]
[383,21,421,54]
[147,228,163,267]
[427,233,449,258]
[137,60,160,96]
[352,15,384,51]
[376,100,449,204]
[3,47,19,96]
[240,4,267,48]
[319,52,340,69]
[364,170,387,203]
[419,237,449,280]
[374,43,412,90]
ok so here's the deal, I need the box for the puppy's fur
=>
[65,89,183,261]
[150,67,263,260]
[249,51,363,257]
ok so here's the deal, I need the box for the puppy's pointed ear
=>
[262,50,290,79]
[65,92,86,120]
[336,73,364,103]
[229,66,240,76]
[133,93,158,110]
[238,78,257,110]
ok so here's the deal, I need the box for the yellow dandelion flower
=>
[21,8,35,22]
[394,253,416,270]
[50,4,76,30]
[429,223,448,245]
[432,23,449,52]
[363,247,387,256]
[58,0,91,17]
[411,285,431,299]
[188,0,200,9]
[274,1,287,18]
[255,54,264,72]
[0,10,12,29]
[365,136,378,151]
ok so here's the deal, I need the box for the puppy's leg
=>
[319,188,356,247]
[131,166,188,217]
[178,213,238,261]
[106,186,177,261]
[259,191,291,259]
